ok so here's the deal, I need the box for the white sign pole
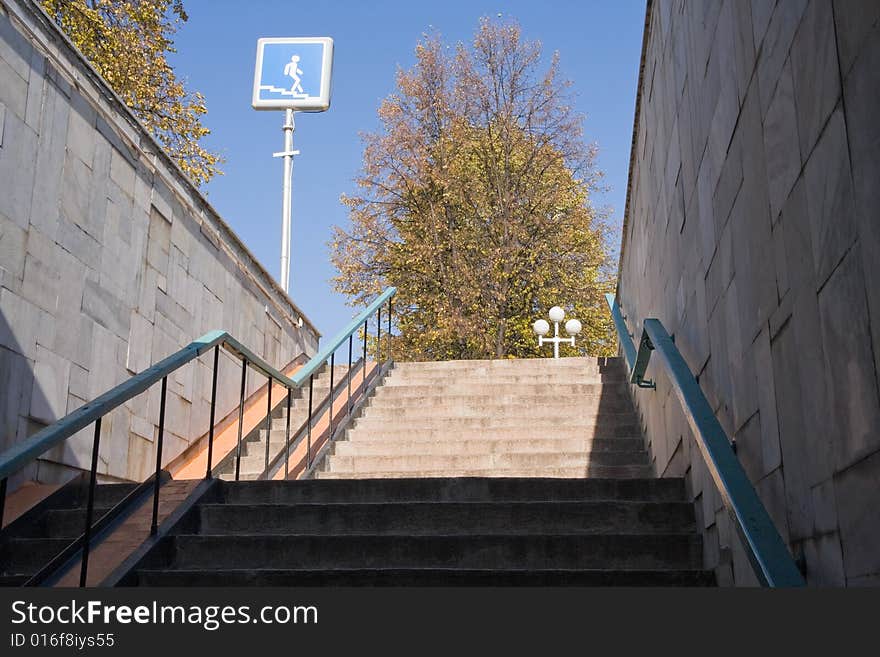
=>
[253,36,333,295]
[275,109,298,293]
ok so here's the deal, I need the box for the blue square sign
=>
[252,37,334,111]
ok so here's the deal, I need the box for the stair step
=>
[217,478,688,504]
[86,483,139,507]
[331,437,645,456]
[0,538,75,575]
[135,567,715,587]
[383,374,628,386]
[217,471,264,482]
[359,411,640,424]
[324,452,648,473]
[374,382,628,397]
[195,501,695,535]
[352,416,641,432]
[233,454,276,475]
[393,357,623,371]
[271,406,315,421]
[316,465,654,479]
[14,506,117,539]
[242,438,288,458]
[365,396,637,412]
[271,410,336,431]
[0,482,140,584]
[157,532,703,570]
[344,426,643,442]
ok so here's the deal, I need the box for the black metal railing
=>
[259,354,391,482]
[0,287,396,586]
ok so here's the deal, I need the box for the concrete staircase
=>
[127,478,712,586]
[213,364,350,481]
[317,357,652,479]
[0,482,137,586]
[119,357,713,586]
[1,357,713,586]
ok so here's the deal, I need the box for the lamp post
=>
[533,306,582,359]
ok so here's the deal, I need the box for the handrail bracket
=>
[606,292,655,389]
[632,332,656,388]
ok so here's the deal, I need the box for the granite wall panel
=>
[618,0,880,585]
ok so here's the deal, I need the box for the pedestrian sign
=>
[252,37,334,111]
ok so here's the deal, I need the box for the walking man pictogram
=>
[284,55,305,95]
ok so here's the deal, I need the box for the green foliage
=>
[41,0,221,186]
[332,18,617,360]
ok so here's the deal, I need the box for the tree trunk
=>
[494,319,506,358]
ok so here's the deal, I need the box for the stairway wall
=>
[0,1,319,487]
[618,0,880,586]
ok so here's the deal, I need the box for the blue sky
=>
[170,0,647,338]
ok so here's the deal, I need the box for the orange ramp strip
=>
[1,482,62,529]
[170,363,303,480]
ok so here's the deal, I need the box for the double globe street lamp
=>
[533,306,582,359]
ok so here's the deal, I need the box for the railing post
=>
[235,358,248,482]
[307,374,314,468]
[377,307,382,363]
[79,418,102,587]
[347,335,353,416]
[264,376,273,479]
[329,353,336,438]
[0,477,6,530]
[205,345,219,479]
[284,387,292,480]
[387,299,392,362]
[151,376,168,535]
[362,320,368,387]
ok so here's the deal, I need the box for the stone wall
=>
[618,0,879,586]
[0,0,320,487]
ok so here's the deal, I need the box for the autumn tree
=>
[40,0,221,185]
[332,18,616,360]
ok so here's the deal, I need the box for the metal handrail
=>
[291,287,396,386]
[0,330,223,483]
[605,293,805,587]
[605,294,654,388]
[0,287,396,586]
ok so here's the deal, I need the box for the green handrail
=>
[606,293,654,389]
[0,287,396,481]
[290,286,396,386]
[605,293,805,587]
[606,293,637,370]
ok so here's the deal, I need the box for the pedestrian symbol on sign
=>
[284,55,305,96]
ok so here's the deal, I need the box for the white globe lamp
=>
[535,305,581,359]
